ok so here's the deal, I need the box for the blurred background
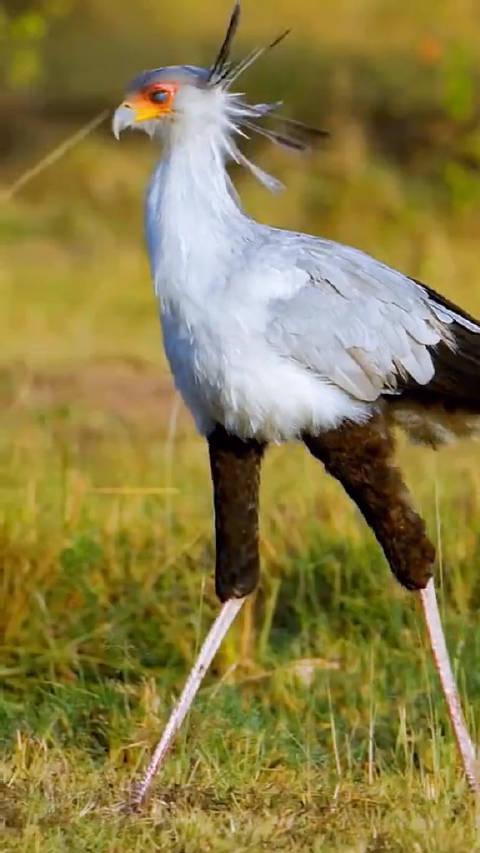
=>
[2,0,480,367]
[1,2,480,845]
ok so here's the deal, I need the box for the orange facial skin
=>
[123,82,179,123]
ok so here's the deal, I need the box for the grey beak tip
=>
[112,104,134,140]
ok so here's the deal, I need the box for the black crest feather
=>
[208,2,241,84]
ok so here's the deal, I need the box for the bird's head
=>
[113,2,327,191]
[112,64,226,143]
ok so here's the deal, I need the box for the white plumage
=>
[124,77,476,444]
[113,50,480,446]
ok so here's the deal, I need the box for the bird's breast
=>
[160,301,368,443]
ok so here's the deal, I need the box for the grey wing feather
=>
[264,236,461,403]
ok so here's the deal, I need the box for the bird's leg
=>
[130,597,245,810]
[130,427,265,810]
[304,415,479,790]
[305,416,434,591]
[208,425,266,602]
[420,579,479,792]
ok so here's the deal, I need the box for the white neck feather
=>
[146,128,250,307]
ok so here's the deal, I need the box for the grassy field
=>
[2,3,480,847]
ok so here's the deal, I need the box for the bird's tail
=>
[427,323,480,411]
[390,284,480,446]
[420,284,480,412]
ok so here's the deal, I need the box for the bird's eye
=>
[150,89,170,104]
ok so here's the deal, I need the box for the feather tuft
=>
[226,96,329,156]
[208,2,242,84]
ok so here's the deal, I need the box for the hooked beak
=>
[112,103,135,139]
[113,99,169,139]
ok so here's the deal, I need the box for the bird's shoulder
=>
[253,226,428,309]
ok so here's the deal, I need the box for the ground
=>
[1,127,480,851]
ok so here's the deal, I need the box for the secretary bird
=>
[113,2,480,807]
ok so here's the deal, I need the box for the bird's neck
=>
[146,132,249,307]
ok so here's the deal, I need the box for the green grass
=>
[1,387,480,851]
[2,91,480,849]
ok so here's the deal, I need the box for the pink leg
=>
[130,597,245,810]
[420,579,479,792]
[128,578,478,809]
